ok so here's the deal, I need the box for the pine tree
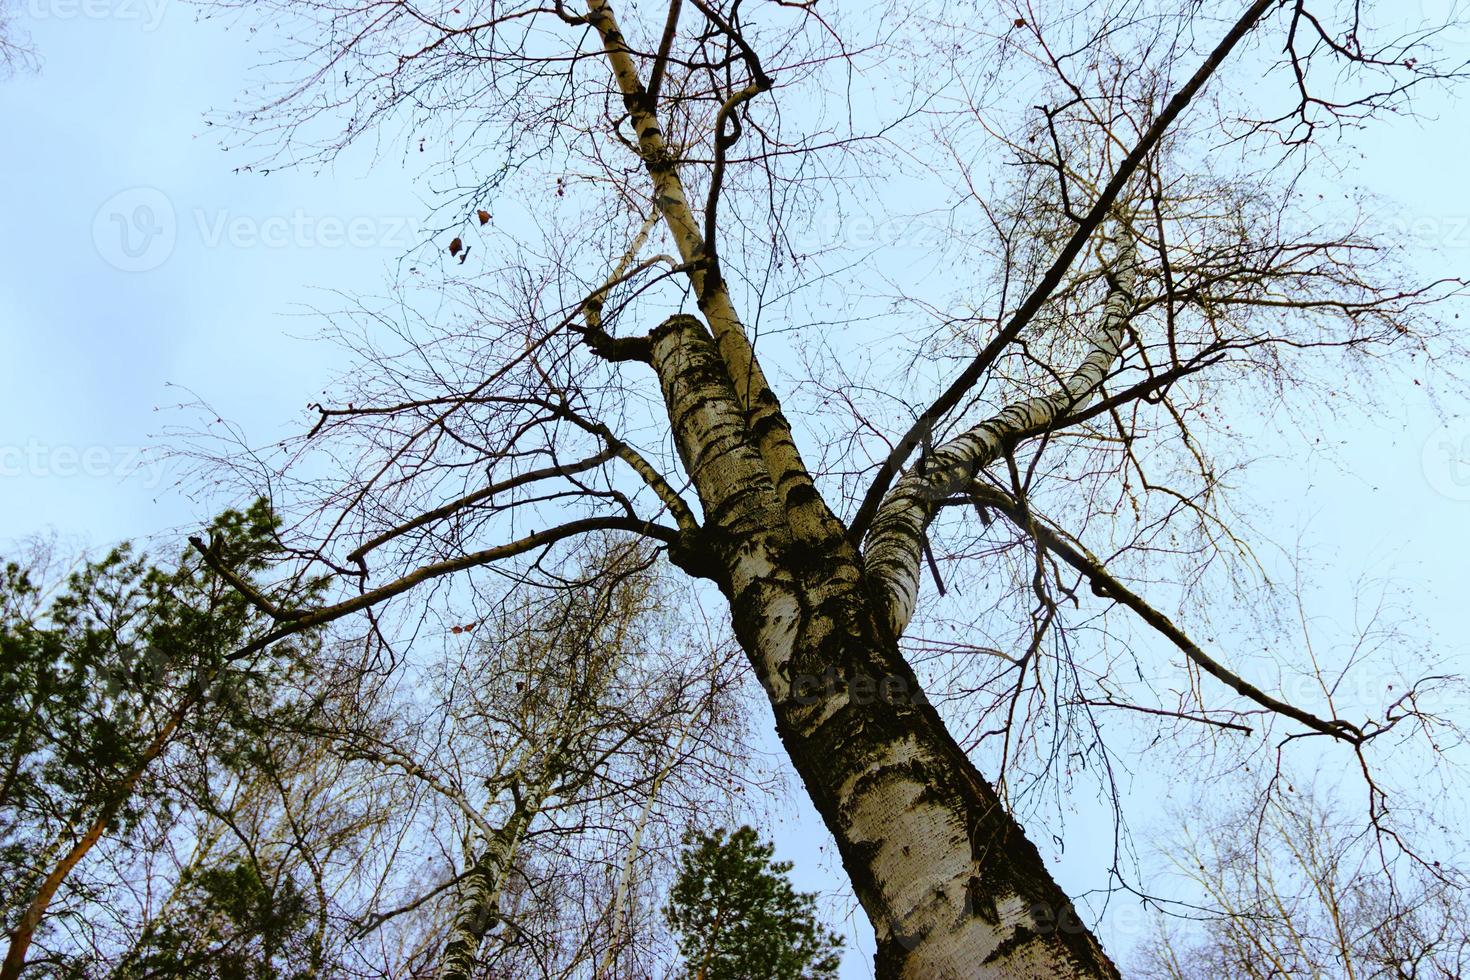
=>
[0,501,326,978]
[665,826,842,980]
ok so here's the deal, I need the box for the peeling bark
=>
[639,307,1124,976]
[729,557,1121,979]
[585,0,846,548]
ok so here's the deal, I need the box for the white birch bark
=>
[865,228,1139,638]
[580,5,1136,971]
[645,298,1126,977]
[596,724,690,978]
[437,793,539,980]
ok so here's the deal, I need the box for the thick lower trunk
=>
[728,559,1120,979]
[643,310,1118,977]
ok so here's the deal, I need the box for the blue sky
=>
[0,1,431,544]
[3,2,1469,975]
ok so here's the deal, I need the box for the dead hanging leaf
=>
[476,209,491,225]
[450,625,464,634]
[1014,18,1027,28]
[448,237,463,257]
[463,621,477,631]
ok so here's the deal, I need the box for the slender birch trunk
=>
[596,724,690,978]
[437,794,539,980]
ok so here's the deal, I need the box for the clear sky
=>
[3,3,1469,975]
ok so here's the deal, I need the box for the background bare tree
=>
[0,0,35,76]
[324,535,752,979]
[1,524,749,978]
[1137,782,1470,979]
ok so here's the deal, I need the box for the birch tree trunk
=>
[646,302,1128,977]
[429,539,687,979]
[586,0,1135,963]
[437,797,538,980]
